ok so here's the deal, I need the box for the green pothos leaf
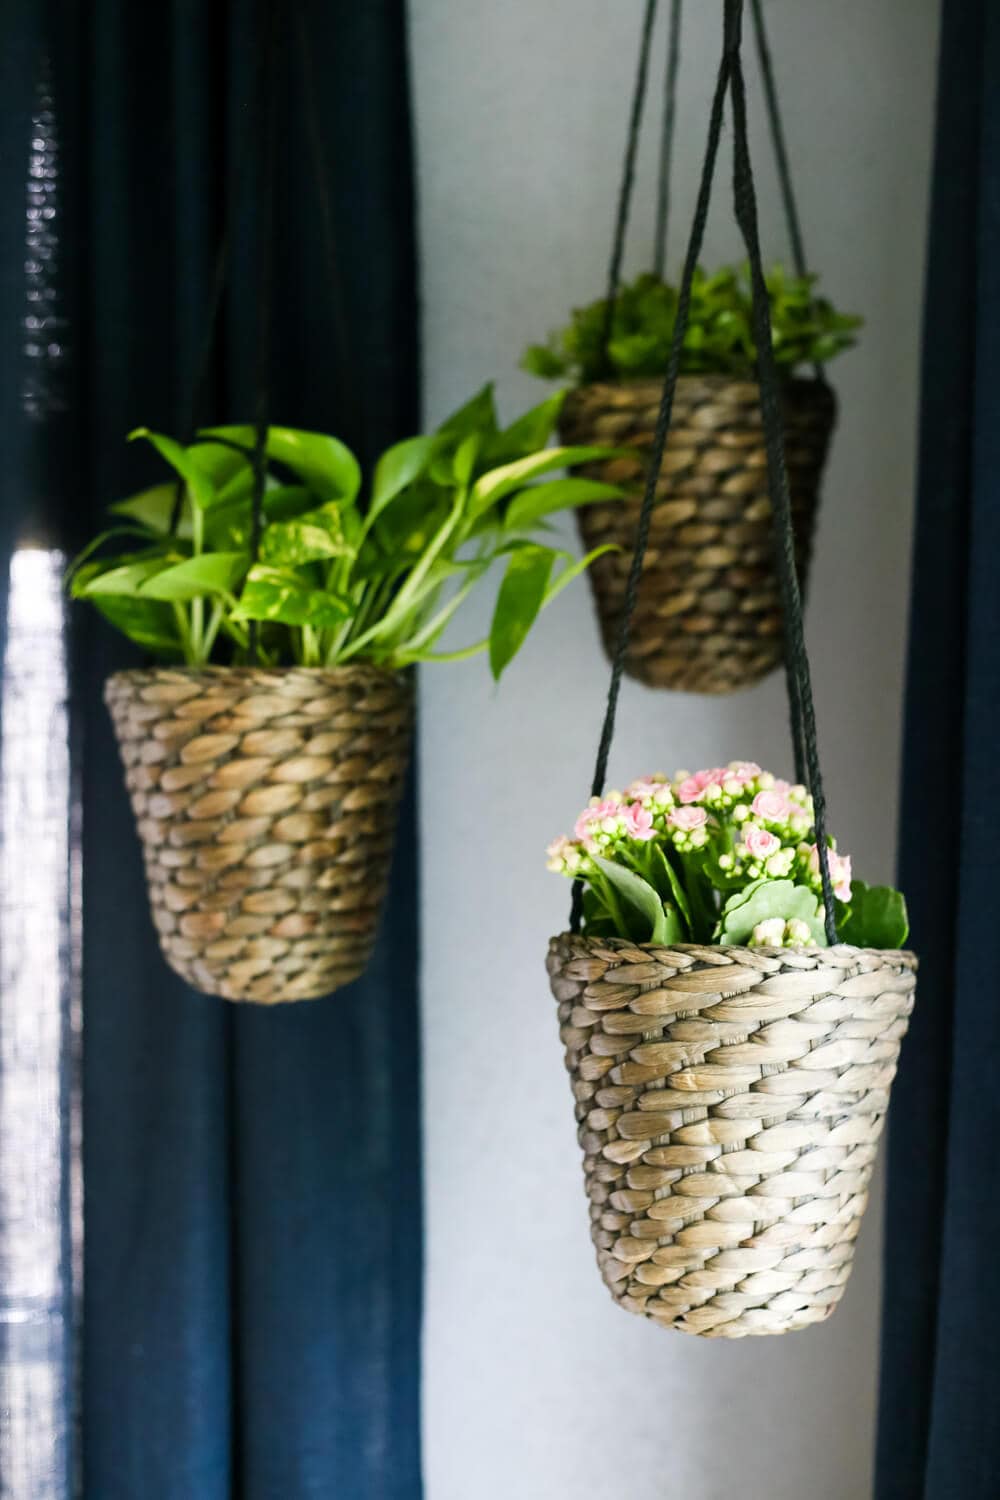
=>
[231,565,351,628]
[139,552,248,601]
[488,544,555,680]
[260,502,356,566]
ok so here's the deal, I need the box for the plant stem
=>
[189,503,205,661]
[172,602,196,665]
[201,598,225,661]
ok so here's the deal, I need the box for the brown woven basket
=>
[105,665,413,1004]
[559,374,837,693]
[547,933,916,1337]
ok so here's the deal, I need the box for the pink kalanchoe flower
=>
[625,775,667,799]
[695,767,727,789]
[574,797,621,840]
[752,789,790,822]
[546,835,575,872]
[676,776,704,804]
[744,826,781,860]
[729,761,762,782]
[574,809,595,840]
[772,779,792,796]
[623,802,656,841]
[808,844,853,902]
[670,806,708,832]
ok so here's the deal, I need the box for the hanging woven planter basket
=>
[105,664,413,1004]
[547,934,916,1337]
[560,374,836,693]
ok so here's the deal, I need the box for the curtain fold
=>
[876,2,1000,1495]
[1,2,422,1496]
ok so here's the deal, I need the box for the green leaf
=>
[542,544,617,607]
[438,383,498,441]
[470,445,624,517]
[505,477,624,532]
[66,528,167,588]
[592,855,680,945]
[110,483,192,537]
[128,428,216,510]
[260,484,318,523]
[716,878,827,947]
[139,552,248,601]
[488,544,555,680]
[187,441,250,490]
[837,880,909,949]
[370,477,450,558]
[368,436,438,527]
[82,592,181,654]
[260,502,356,566]
[202,482,317,551]
[77,555,174,597]
[487,391,566,461]
[520,343,568,380]
[452,434,480,488]
[199,425,361,504]
[580,885,619,939]
[231,565,351,628]
[652,845,693,937]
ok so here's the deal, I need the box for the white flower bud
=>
[751,917,786,947]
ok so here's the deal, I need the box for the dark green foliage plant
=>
[522,264,862,384]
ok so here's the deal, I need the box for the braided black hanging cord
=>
[570,11,734,934]
[651,0,682,280]
[571,0,837,943]
[294,0,361,447]
[167,42,274,539]
[599,0,659,366]
[166,9,281,544]
[247,0,283,665]
[749,0,808,283]
[750,0,823,399]
[726,0,836,940]
[167,231,234,537]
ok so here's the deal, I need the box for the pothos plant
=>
[68,387,626,678]
[547,762,908,950]
[522,264,863,384]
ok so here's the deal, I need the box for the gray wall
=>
[409,2,939,1495]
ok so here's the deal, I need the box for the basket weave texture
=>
[547,933,916,1337]
[559,374,836,693]
[106,666,412,1004]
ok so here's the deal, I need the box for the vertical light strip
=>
[0,547,77,1500]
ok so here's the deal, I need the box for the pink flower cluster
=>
[546,760,852,904]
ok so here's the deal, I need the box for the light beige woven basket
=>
[106,665,413,1004]
[560,374,836,693]
[547,933,916,1337]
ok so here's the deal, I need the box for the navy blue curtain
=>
[3,3,423,1497]
[876,3,1000,1496]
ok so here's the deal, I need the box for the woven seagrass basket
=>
[106,665,412,1004]
[547,933,916,1337]
[559,374,836,693]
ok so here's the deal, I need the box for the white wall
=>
[409,3,939,1496]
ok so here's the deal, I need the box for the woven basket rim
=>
[565,371,832,397]
[105,662,409,688]
[549,931,917,969]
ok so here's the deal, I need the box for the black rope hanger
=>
[603,0,816,382]
[570,0,837,944]
[168,0,355,665]
[651,0,682,280]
